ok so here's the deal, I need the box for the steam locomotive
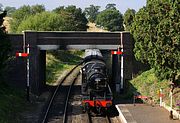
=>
[81,49,113,113]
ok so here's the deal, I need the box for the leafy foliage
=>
[0,84,26,122]
[17,5,89,32]
[10,5,45,33]
[105,3,116,10]
[53,5,88,31]
[31,4,45,14]
[4,6,16,16]
[0,11,11,81]
[17,12,64,32]
[123,8,136,31]
[52,6,64,13]
[131,0,180,85]
[96,7,124,31]
[12,5,88,32]
[84,5,100,23]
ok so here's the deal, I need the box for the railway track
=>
[63,72,80,123]
[106,115,112,123]
[87,112,112,123]
[41,63,81,123]
[41,61,119,123]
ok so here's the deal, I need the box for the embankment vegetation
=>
[0,10,25,122]
[123,0,180,109]
[127,69,179,109]
[0,84,26,122]
[46,50,83,85]
[130,0,180,87]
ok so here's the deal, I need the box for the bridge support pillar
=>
[112,50,120,92]
[24,31,46,95]
[120,32,133,93]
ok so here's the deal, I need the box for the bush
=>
[131,0,180,84]
[17,12,64,32]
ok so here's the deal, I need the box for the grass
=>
[126,68,180,109]
[0,83,26,123]
[46,50,83,84]
[129,69,168,102]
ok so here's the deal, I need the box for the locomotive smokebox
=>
[81,49,113,113]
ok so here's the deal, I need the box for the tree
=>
[54,5,88,31]
[52,6,65,13]
[10,5,31,32]
[84,5,100,23]
[131,0,180,86]
[10,5,45,33]
[96,9,124,31]
[4,6,16,16]
[17,12,64,32]
[31,4,45,14]
[105,3,116,10]
[17,5,88,32]
[0,11,11,81]
[123,8,136,31]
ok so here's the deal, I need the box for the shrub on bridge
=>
[53,5,88,31]
[10,5,45,33]
[17,5,89,32]
[17,12,65,32]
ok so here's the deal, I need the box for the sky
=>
[0,0,146,14]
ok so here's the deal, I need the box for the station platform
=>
[116,104,180,123]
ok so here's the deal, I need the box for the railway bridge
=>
[8,31,133,94]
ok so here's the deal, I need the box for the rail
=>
[63,72,80,123]
[41,62,82,123]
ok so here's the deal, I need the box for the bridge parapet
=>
[8,34,24,50]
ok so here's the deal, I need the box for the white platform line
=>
[115,105,137,123]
